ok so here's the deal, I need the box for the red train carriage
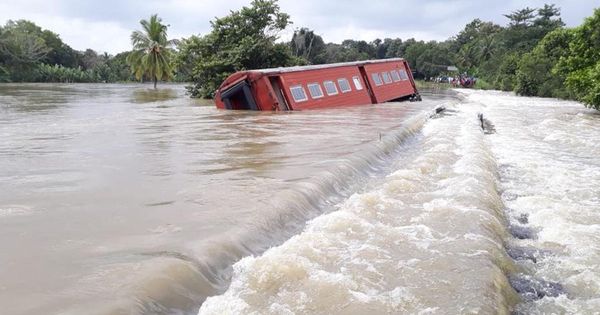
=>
[214,58,420,111]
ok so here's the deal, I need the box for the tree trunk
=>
[153,76,157,89]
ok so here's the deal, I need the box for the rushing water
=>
[1,84,598,315]
[0,83,446,314]
[462,90,600,314]
[199,90,600,314]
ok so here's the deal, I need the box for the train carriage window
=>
[382,72,392,84]
[399,69,409,81]
[391,70,401,82]
[371,73,383,86]
[290,85,308,102]
[323,80,339,95]
[307,83,324,99]
[337,78,352,93]
[352,76,364,90]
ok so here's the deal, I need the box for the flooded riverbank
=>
[200,90,600,314]
[0,83,444,314]
[463,90,600,314]
[1,84,598,314]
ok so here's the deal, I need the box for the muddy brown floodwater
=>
[0,83,442,314]
[1,84,598,314]
[199,90,600,314]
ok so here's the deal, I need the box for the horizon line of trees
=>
[0,20,137,83]
[175,0,599,110]
[0,1,599,109]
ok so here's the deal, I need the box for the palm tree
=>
[476,36,499,62]
[126,14,177,88]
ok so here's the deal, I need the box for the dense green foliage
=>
[178,0,299,98]
[177,2,595,104]
[0,20,51,81]
[0,20,133,83]
[556,9,600,109]
[1,1,598,109]
[515,28,572,98]
[289,28,326,64]
[126,14,177,88]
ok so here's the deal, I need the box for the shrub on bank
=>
[556,8,600,110]
[473,78,494,90]
[515,28,572,99]
[36,64,98,83]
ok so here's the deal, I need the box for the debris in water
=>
[507,246,552,263]
[430,106,457,119]
[509,224,537,240]
[501,191,521,201]
[517,213,529,225]
[509,274,565,301]
[477,113,496,134]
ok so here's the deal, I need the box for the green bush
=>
[0,65,9,82]
[515,28,572,98]
[494,53,520,91]
[36,64,99,83]
[556,8,600,110]
[473,78,493,90]
[182,0,297,98]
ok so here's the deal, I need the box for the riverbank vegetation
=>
[0,1,598,109]
[174,0,299,98]
[0,20,134,83]
[127,15,177,89]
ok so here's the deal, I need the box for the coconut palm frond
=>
[126,14,174,88]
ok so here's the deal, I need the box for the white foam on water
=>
[199,101,517,314]
[0,204,35,217]
[460,90,600,314]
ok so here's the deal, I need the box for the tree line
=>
[0,20,137,83]
[0,0,598,110]
[175,0,599,110]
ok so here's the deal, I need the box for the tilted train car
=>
[214,58,420,111]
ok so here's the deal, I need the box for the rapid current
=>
[199,90,600,314]
[1,84,598,314]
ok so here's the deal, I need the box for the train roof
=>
[252,58,406,74]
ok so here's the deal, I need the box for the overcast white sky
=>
[0,0,597,54]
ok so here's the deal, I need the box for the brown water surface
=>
[0,83,443,314]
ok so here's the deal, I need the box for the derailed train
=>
[214,58,421,111]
